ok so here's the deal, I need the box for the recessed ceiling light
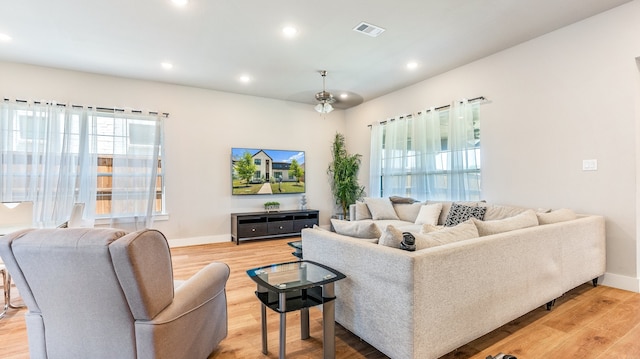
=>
[282,26,298,37]
[0,33,12,42]
[161,62,173,70]
[171,0,189,7]
[406,61,418,70]
[239,75,251,83]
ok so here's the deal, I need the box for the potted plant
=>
[264,201,280,212]
[327,133,365,219]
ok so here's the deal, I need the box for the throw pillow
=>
[428,200,486,225]
[537,208,577,225]
[364,197,399,220]
[444,203,487,227]
[389,196,419,204]
[414,203,443,225]
[331,219,381,239]
[394,202,424,222]
[471,209,539,236]
[355,201,372,220]
[378,224,404,248]
[414,219,480,250]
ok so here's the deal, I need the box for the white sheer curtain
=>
[446,99,481,200]
[0,101,96,227]
[0,100,163,228]
[369,122,383,197]
[369,99,481,201]
[104,114,163,229]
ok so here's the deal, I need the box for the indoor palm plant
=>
[327,133,365,219]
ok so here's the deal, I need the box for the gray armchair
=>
[0,228,229,359]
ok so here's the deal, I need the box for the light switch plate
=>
[582,159,598,171]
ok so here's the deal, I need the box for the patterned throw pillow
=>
[444,203,487,227]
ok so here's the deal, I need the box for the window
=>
[254,159,261,165]
[0,101,165,227]
[370,99,481,201]
[93,114,165,217]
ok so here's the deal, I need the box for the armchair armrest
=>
[152,261,230,323]
[134,262,230,359]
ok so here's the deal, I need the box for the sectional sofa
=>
[302,198,606,359]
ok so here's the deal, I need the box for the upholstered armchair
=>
[0,228,230,359]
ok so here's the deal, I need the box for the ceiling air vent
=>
[353,22,385,37]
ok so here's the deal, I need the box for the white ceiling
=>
[0,0,631,109]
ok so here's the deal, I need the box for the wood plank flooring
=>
[1,237,639,358]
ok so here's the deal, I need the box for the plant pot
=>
[265,205,279,213]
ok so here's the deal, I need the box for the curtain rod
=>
[2,98,169,117]
[369,96,486,127]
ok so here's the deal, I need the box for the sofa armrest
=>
[349,204,357,221]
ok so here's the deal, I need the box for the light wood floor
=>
[1,237,640,358]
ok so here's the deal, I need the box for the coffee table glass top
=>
[247,260,345,293]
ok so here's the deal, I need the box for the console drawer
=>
[238,223,268,238]
[268,221,294,234]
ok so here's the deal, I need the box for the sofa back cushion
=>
[364,197,399,220]
[471,210,539,236]
[537,208,577,224]
[415,220,479,249]
[393,202,424,222]
[331,219,382,239]
[354,202,372,220]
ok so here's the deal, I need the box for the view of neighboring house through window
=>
[369,99,481,201]
[0,100,165,227]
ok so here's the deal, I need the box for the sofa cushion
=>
[537,208,577,224]
[364,197,399,220]
[354,202,372,220]
[394,202,424,222]
[414,220,479,250]
[414,203,443,225]
[378,225,405,249]
[483,205,531,221]
[444,203,487,227]
[471,210,539,236]
[331,219,381,239]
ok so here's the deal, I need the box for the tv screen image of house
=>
[232,148,306,195]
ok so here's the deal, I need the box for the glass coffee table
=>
[246,260,346,359]
[287,240,302,259]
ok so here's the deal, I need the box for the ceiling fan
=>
[314,70,336,114]
[287,70,363,111]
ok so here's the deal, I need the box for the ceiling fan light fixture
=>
[315,102,334,114]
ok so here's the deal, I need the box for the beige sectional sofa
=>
[302,199,606,359]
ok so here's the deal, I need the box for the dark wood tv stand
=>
[231,209,319,245]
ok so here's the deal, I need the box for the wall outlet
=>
[582,159,598,171]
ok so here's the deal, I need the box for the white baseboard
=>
[601,272,640,293]
[167,234,231,248]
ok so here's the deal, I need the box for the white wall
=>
[345,1,640,292]
[0,62,345,245]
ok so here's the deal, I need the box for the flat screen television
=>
[231,148,306,195]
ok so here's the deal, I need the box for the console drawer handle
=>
[251,228,256,232]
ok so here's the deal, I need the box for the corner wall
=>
[345,1,640,292]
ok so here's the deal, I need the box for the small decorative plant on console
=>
[264,201,280,213]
